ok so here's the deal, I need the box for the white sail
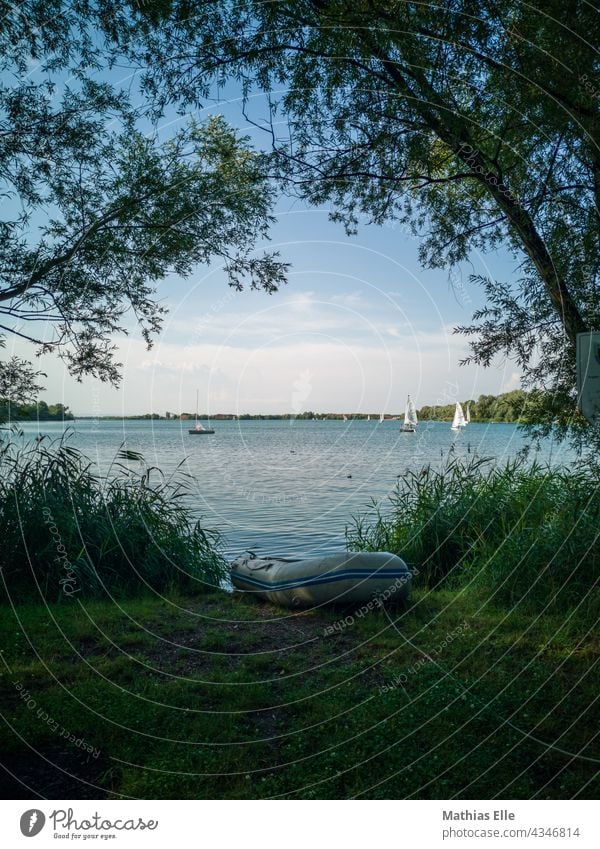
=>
[343,414,348,422]
[451,402,466,430]
[379,412,384,423]
[404,395,418,427]
[466,403,471,424]
[367,414,370,421]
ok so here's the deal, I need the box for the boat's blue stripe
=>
[230,569,410,591]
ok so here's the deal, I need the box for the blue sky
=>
[5,69,523,415]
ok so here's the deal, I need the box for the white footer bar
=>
[0,799,597,848]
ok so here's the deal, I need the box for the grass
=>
[0,587,597,799]
[0,430,227,602]
[347,457,600,621]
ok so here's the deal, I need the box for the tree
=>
[0,338,44,404]
[122,0,599,441]
[0,2,286,393]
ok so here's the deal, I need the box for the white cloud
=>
[8,329,515,416]
[502,371,522,392]
[2,276,520,416]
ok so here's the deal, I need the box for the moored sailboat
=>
[189,390,215,435]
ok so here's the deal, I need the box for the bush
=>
[0,430,227,602]
[348,457,600,614]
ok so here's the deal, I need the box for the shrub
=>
[0,430,227,602]
[348,456,600,614]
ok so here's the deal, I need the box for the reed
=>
[0,429,227,602]
[348,456,600,614]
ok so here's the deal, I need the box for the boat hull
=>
[230,551,411,608]
[188,429,215,434]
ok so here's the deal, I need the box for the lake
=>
[12,419,573,560]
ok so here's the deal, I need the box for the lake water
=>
[12,419,573,560]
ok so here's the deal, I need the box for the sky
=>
[4,67,523,416]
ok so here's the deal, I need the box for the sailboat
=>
[367,414,371,421]
[379,412,385,423]
[466,403,471,424]
[400,395,418,433]
[451,402,466,431]
[343,414,348,422]
[189,390,215,435]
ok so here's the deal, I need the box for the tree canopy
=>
[120,0,599,439]
[0,399,73,421]
[0,1,286,392]
[416,389,566,424]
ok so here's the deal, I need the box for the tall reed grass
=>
[0,430,227,602]
[348,457,600,615]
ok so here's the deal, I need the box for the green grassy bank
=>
[0,586,597,799]
[0,442,597,799]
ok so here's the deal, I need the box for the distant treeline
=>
[166,412,384,420]
[76,412,390,421]
[0,401,73,421]
[417,390,536,423]
[62,390,543,423]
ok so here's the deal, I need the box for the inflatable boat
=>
[230,551,411,608]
